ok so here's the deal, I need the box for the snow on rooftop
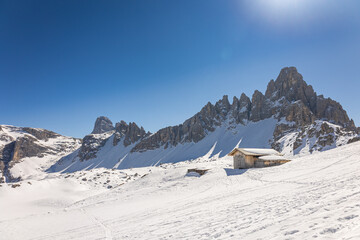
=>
[240,148,281,156]
[258,155,288,161]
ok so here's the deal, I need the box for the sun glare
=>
[242,0,318,29]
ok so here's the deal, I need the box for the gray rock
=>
[113,121,150,147]
[91,116,114,134]
[78,134,109,161]
[23,127,59,141]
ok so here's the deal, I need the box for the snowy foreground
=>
[1,142,360,239]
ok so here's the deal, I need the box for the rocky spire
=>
[113,121,150,146]
[250,90,272,122]
[265,67,317,110]
[91,116,114,134]
[265,67,355,129]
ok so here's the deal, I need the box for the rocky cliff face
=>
[91,116,114,134]
[77,119,150,161]
[0,126,81,182]
[113,121,150,147]
[266,67,355,129]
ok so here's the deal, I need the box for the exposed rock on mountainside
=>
[77,120,150,161]
[0,126,81,182]
[265,67,355,129]
[132,95,234,152]
[78,132,112,161]
[91,116,114,134]
[113,121,150,147]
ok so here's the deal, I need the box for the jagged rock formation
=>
[78,133,111,161]
[77,119,150,161]
[113,121,150,147]
[0,126,81,182]
[266,67,355,129]
[91,116,114,134]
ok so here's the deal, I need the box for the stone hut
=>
[228,148,290,169]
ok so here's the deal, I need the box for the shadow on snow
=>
[224,168,248,176]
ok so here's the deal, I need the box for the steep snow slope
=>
[2,141,360,239]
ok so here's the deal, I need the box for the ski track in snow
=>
[81,208,112,240]
[1,142,360,239]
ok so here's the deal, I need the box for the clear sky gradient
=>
[1,0,360,138]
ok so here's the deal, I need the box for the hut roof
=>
[258,155,288,161]
[227,148,282,157]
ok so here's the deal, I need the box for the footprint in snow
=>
[284,230,299,235]
[338,214,358,221]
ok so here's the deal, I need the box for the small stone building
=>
[228,148,290,169]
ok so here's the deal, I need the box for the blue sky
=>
[1,0,360,138]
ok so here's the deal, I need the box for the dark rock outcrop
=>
[78,119,150,161]
[78,134,109,161]
[131,95,234,152]
[11,136,47,162]
[265,67,355,130]
[22,128,59,141]
[113,121,150,147]
[91,116,114,134]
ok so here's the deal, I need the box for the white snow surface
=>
[258,155,288,161]
[240,148,281,156]
[1,141,360,239]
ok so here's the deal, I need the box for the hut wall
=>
[255,160,291,168]
[244,156,256,168]
[254,160,264,168]
[233,152,290,169]
[234,154,246,169]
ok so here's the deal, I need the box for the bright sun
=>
[242,0,319,28]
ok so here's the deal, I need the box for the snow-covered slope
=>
[2,141,360,239]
